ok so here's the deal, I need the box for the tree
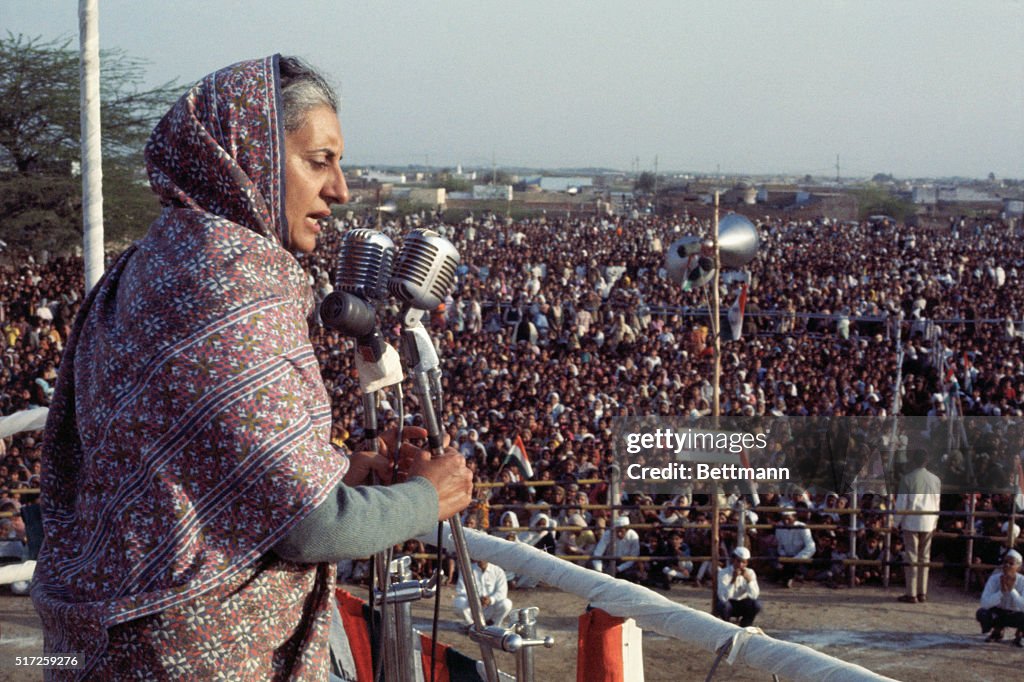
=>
[0,34,180,253]
[851,186,916,223]
[634,171,656,194]
[490,170,515,186]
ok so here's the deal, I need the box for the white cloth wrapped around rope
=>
[422,524,897,682]
[0,560,35,586]
[0,407,48,439]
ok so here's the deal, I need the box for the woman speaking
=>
[32,55,472,679]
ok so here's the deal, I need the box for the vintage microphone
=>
[389,229,501,682]
[321,229,407,682]
[322,229,403,445]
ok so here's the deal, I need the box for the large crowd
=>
[3,209,1024,590]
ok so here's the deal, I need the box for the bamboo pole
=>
[79,0,105,293]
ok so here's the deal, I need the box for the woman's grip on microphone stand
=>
[380,425,474,521]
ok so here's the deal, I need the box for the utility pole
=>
[653,155,659,215]
[836,153,841,183]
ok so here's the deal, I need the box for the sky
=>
[6,0,1024,179]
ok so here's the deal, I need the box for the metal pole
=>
[710,192,721,612]
[375,551,399,682]
[412,370,500,682]
[965,494,976,591]
[735,499,746,550]
[391,557,418,682]
[1010,468,1019,553]
[883,311,904,590]
[882,494,892,588]
[363,391,400,682]
[608,465,621,577]
[712,192,721,421]
[515,607,539,682]
[849,488,858,588]
[78,0,104,293]
[400,315,500,682]
[851,482,860,590]
[364,393,395,679]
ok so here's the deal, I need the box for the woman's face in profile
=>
[283,106,349,253]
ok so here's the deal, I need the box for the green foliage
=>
[0,33,179,254]
[634,171,656,194]
[0,173,81,253]
[852,185,916,222]
[490,170,515,185]
[437,176,472,193]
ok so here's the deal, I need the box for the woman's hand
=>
[342,450,393,486]
[342,424,473,520]
[341,425,435,486]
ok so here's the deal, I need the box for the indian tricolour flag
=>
[501,434,533,479]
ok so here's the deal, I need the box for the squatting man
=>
[976,549,1024,647]
[454,559,513,629]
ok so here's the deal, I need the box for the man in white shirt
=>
[454,560,513,628]
[591,516,641,581]
[976,549,1024,647]
[774,510,815,588]
[716,546,762,627]
[894,448,942,604]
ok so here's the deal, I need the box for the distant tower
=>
[739,181,757,205]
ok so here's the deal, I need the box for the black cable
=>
[369,558,384,682]
[430,520,443,682]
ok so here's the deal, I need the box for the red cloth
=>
[420,632,452,682]
[337,589,375,682]
[577,608,627,682]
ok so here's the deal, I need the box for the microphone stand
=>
[398,306,501,682]
[363,390,401,682]
[347,326,406,682]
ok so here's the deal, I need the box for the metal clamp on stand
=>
[374,556,438,682]
[511,607,555,682]
[465,607,554,682]
[375,556,438,605]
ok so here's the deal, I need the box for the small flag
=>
[501,434,533,479]
[727,283,748,341]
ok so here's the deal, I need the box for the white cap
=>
[614,516,630,527]
[733,547,751,561]
[1006,549,1023,565]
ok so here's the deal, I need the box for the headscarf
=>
[33,56,347,679]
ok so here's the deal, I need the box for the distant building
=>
[913,185,1001,205]
[392,187,446,209]
[472,184,513,201]
[721,181,758,205]
[538,176,594,192]
[363,170,407,184]
[452,164,477,181]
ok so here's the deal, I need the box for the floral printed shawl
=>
[33,55,347,680]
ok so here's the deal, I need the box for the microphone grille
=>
[389,229,460,309]
[335,229,396,302]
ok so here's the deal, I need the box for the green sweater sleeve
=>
[273,476,439,563]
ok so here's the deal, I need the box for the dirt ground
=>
[1,579,1020,681]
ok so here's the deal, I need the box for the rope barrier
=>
[422,524,899,682]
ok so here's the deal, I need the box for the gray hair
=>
[278,56,338,133]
